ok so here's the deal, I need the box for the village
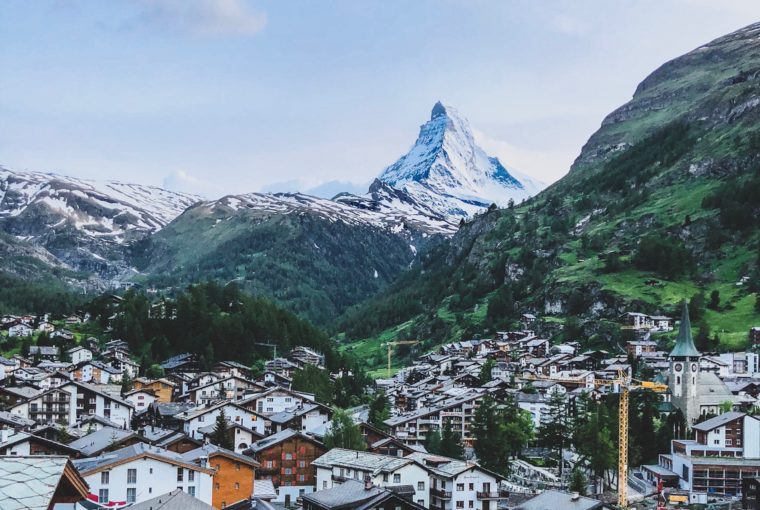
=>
[0,303,759,510]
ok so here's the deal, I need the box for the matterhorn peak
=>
[375,102,545,219]
[430,101,449,120]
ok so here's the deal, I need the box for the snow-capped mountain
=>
[0,166,200,278]
[374,101,544,218]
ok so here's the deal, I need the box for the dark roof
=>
[670,303,701,358]
[692,412,746,432]
[301,479,426,510]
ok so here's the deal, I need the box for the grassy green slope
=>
[337,22,760,370]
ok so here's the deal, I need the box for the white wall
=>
[82,457,213,506]
[744,416,760,458]
[316,463,429,508]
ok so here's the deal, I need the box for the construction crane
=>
[525,369,667,509]
[253,342,278,359]
[381,340,419,377]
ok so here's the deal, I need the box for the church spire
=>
[669,301,701,358]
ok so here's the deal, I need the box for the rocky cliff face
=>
[0,167,200,282]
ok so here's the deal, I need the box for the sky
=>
[1,1,759,198]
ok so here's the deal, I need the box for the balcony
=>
[257,466,279,475]
[431,488,452,499]
[476,490,510,499]
[332,474,348,483]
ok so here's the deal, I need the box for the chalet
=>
[183,443,260,509]
[214,360,255,379]
[10,387,73,425]
[520,313,537,329]
[160,352,202,373]
[8,324,33,337]
[58,380,134,428]
[73,443,215,506]
[133,377,176,403]
[109,356,140,378]
[650,315,674,331]
[289,346,325,367]
[626,340,658,357]
[175,401,268,440]
[67,426,147,456]
[313,448,430,508]
[125,388,157,411]
[620,312,653,330]
[73,360,121,384]
[51,329,75,341]
[751,327,760,346]
[0,430,80,457]
[67,346,93,364]
[187,375,264,405]
[302,479,427,510]
[245,428,326,506]
[37,321,55,333]
[239,386,316,416]
[268,401,332,434]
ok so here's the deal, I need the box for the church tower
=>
[669,302,702,426]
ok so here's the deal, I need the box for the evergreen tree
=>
[120,373,133,395]
[146,364,165,379]
[324,410,366,451]
[479,358,495,385]
[368,392,390,429]
[688,292,706,323]
[424,429,442,455]
[440,420,464,460]
[472,395,532,475]
[708,289,720,310]
[538,391,570,474]
[568,468,588,496]
[292,365,334,405]
[211,409,233,449]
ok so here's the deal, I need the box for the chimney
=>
[364,475,373,491]
[571,492,580,500]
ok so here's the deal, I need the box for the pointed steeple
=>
[669,301,701,358]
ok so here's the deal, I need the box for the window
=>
[235,482,240,490]
[726,439,733,446]
[188,470,195,482]
[417,501,424,507]
[298,460,306,468]
[177,467,184,482]
[456,502,464,509]
[215,483,220,490]
[469,483,474,490]
[323,481,327,489]
[298,474,306,482]
[127,469,136,484]
[468,501,474,508]
[101,472,109,485]
[417,481,425,490]
[284,453,293,460]
[266,460,274,468]
[285,397,292,402]
[188,486,196,497]
[98,489,109,503]
[236,462,241,471]
[393,474,401,483]
[457,483,464,491]
[284,468,292,475]
[267,398,274,402]
[126,488,136,503]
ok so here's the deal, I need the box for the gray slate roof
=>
[68,426,138,456]
[692,412,746,432]
[126,488,214,510]
[514,489,604,510]
[312,448,416,475]
[0,456,77,510]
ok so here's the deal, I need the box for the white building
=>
[59,381,133,428]
[73,443,214,506]
[176,401,267,440]
[124,389,157,412]
[67,347,93,365]
[313,448,431,508]
[8,324,33,337]
[407,452,506,510]
[241,387,315,415]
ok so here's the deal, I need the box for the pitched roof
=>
[0,456,89,510]
[181,443,260,467]
[670,303,701,358]
[126,488,215,510]
[246,428,322,454]
[692,412,746,432]
[312,448,419,475]
[301,479,426,510]
[68,427,141,456]
[72,442,214,475]
[514,489,604,510]
[406,452,502,481]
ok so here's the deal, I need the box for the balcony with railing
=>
[430,487,452,499]
[476,490,510,499]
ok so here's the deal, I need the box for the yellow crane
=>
[381,340,419,377]
[526,369,667,509]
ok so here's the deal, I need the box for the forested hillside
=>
[337,22,760,369]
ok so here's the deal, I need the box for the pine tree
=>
[440,420,464,460]
[479,358,495,385]
[568,468,588,496]
[368,392,390,428]
[211,409,233,449]
[538,391,570,474]
[424,429,442,455]
[324,410,366,450]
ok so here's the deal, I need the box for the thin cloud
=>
[163,170,222,198]
[130,0,266,37]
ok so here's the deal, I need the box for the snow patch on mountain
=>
[376,102,544,218]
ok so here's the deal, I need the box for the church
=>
[668,303,753,426]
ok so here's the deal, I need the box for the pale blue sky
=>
[1,1,759,197]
